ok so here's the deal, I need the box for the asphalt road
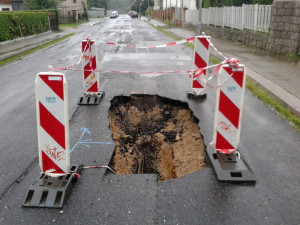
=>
[0,15,299,225]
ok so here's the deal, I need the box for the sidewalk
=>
[0,29,74,61]
[1,17,300,118]
[143,17,300,118]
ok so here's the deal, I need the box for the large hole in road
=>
[108,95,206,181]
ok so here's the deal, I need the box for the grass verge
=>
[150,24,300,132]
[246,78,300,132]
[60,23,79,29]
[0,33,75,67]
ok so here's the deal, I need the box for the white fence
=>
[186,4,272,32]
[185,9,199,24]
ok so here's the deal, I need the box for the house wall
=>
[59,0,87,22]
[0,3,12,11]
[0,0,12,11]
[162,0,197,10]
[59,0,86,15]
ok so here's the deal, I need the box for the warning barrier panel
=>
[82,39,99,94]
[191,34,211,95]
[35,72,70,176]
[212,64,246,154]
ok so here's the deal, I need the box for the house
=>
[59,0,87,23]
[0,0,12,11]
[154,0,197,10]
[153,0,161,10]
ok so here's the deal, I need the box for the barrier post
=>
[206,64,256,183]
[187,33,210,99]
[213,64,246,154]
[22,72,83,208]
[78,37,104,105]
[35,72,70,176]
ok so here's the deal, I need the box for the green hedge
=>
[0,11,49,42]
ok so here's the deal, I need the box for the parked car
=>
[131,11,138,18]
[112,11,119,17]
[110,12,118,19]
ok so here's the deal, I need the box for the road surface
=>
[0,15,299,225]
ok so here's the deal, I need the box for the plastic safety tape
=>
[99,37,195,48]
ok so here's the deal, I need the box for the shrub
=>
[0,11,49,42]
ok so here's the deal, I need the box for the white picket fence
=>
[186,4,272,32]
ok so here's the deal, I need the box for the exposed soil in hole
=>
[108,95,206,181]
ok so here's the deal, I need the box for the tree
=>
[203,0,210,8]
[24,0,59,10]
[252,0,273,4]
[130,0,154,13]
[206,0,272,7]
[89,0,108,9]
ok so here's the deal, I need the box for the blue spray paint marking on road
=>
[70,127,113,153]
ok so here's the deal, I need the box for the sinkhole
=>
[108,94,206,181]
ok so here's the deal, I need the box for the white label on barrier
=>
[49,76,62,81]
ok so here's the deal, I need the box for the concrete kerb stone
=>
[246,69,300,119]
[0,32,71,62]
[0,31,52,46]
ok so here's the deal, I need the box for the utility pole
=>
[148,0,150,21]
[181,0,183,27]
[198,0,202,34]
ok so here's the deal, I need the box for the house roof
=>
[0,0,12,4]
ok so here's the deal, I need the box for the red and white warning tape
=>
[203,33,228,60]
[51,66,194,75]
[99,37,195,49]
[50,35,239,90]
[54,34,92,71]
[84,165,115,173]
[71,165,115,179]
[188,57,239,89]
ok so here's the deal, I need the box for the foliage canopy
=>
[203,0,273,8]
[24,0,59,10]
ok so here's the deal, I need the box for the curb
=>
[0,33,71,62]
[209,50,300,119]
[246,68,300,118]
[0,31,52,47]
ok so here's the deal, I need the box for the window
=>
[73,0,76,3]
[2,8,10,11]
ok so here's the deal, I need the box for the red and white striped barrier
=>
[82,38,99,95]
[99,37,195,48]
[212,64,246,154]
[35,72,70,176]
[191,34,211,96]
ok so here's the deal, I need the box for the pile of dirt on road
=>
[108,95,206,181]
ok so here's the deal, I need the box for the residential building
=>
[0,0,12,11]
[59,0,87,23]
[153,0,161,10]
[159,0,197,10]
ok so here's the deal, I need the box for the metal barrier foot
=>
[78,91,105,105]
[206,145,256,183]
[187,91,207,100]
[22,165,84,208]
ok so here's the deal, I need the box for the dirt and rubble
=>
[108,95,206,181]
